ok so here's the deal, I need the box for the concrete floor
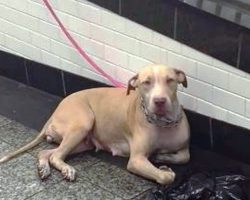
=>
[0,115,155,200]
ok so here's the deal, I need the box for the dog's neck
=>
[140,97,183,128]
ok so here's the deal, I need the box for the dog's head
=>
[127,65,187,117]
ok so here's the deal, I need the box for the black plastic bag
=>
[147,171,250,200]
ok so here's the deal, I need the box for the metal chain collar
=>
[140,97,183,128]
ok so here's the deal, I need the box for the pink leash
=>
[42,0,125,88]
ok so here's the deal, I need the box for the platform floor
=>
[0,76,155,200]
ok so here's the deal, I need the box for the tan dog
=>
[0,65,190,185]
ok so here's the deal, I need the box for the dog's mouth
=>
[153,107,167,116]
[141,99,183,127]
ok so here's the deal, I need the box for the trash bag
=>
[147,171,250,200]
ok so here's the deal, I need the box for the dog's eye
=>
[142,80,151,85]
[166,78,174,84]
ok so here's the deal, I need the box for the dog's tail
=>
[0,131,45,163]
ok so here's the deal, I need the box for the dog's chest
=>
[154,126,189,151]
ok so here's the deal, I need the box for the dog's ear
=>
[126,74,139,95]
[174,69,187,88]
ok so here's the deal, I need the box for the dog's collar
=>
[140,97,183,128]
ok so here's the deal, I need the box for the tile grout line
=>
[80,177,127,200]
[118,0,122,15]
[24,59,30,85]
[209,118,214,149]
[24,190,46,200]
[173,6,178,39]
[130,187,153,200]
[236,32,243,69]
[23,178,65,200]
[76,160,153,200]
[73,160,129,199]
[60,70,67,97]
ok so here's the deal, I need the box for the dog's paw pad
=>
[37,162,51,179]
[62,166,76,181]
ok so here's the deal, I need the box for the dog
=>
[0,65,190,185]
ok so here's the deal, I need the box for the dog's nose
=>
[154,97,166,107]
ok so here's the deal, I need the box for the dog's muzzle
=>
[140,97,183,128]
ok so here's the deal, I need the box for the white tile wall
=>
[168,52,197,77]
[0,19,30,44]
[221,6,236,23]
[28,1,50,21]
[197,63,229,90]
[77,1,101,24]
[185,77,213,102]
[112,32,140,55]
[241,14,250,29]
[55,0,78,15]
[181,45,213,65]
[196,99,214,118]
[0,0,29,13]
[38,20,61,42]
[152,32,181,53]
[0,33,5,47]
[202,0,216,14]
[57,12,91,37]
[124,20,153,42]
[89,24,115,46]
[41,50,61,67]
[227,111,250,130]
[0,0,249,130]
[5,35,41,61]
[139,42,166,63]
[104,45,128,68]
[177,91,198,111]
[100,10,126,33]
[76,36,105,59]
[213,105,228,122]
[213,58,248,78]
[128,55,153,72]
[31,32,51,51]
[0,4,39,32]
[246,100,250,118]
[212,87,245,115]
[228,74,250,98]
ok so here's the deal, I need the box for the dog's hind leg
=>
[37,148,56,179]
[37,140,94,180]
[49,129,92,181]
[48,109,94,181]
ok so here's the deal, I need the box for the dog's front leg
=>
[153,147,190,164]
[127,135,176,185]
[127,155,175,185]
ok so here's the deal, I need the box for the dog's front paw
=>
[157,166,175,185]
[62,166,76,181]
[37,162,51,180]
[152,153,173,164]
